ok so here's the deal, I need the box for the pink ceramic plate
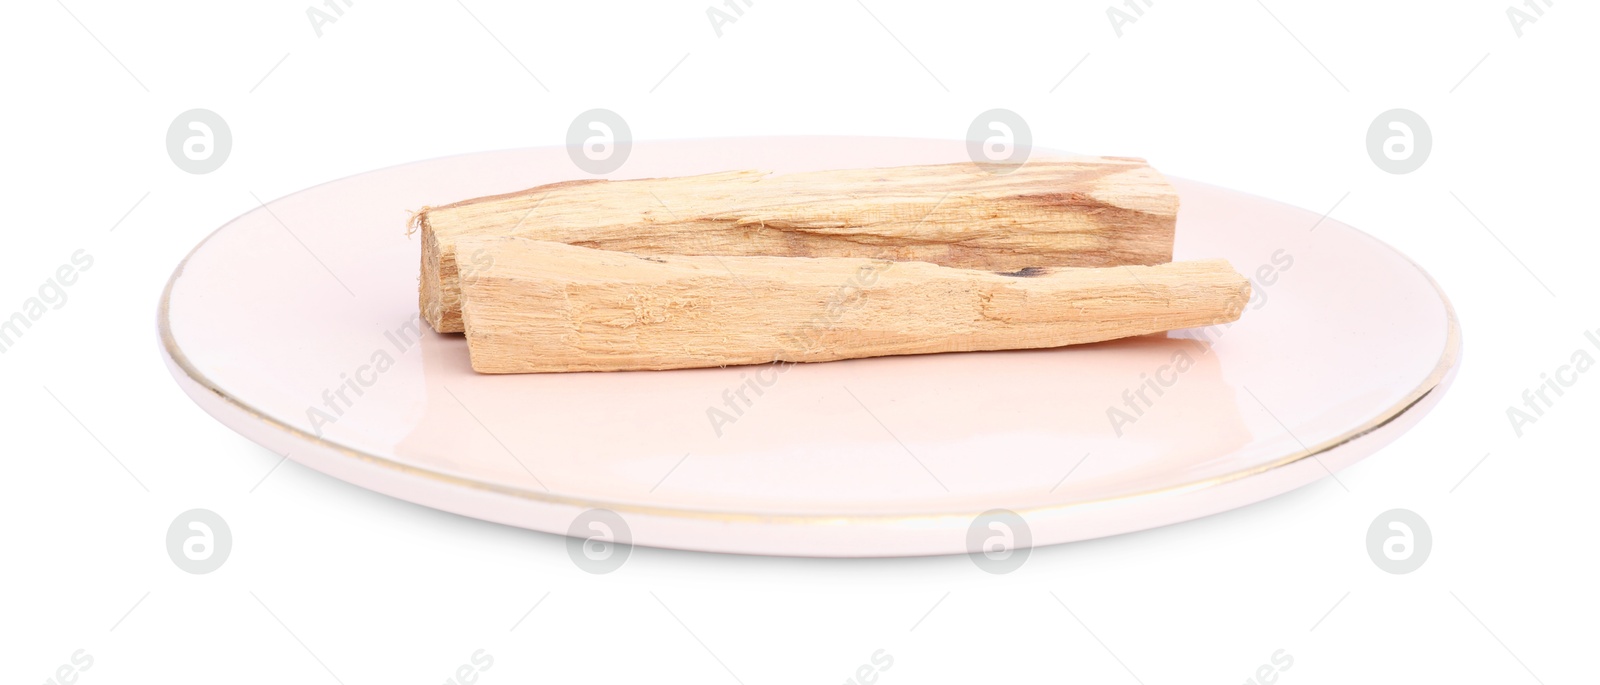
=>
[159,137,1459,557]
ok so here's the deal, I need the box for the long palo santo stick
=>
[415,157,1178,333]
[457,238,1249,374]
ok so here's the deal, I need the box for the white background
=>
[2,0,1596,682]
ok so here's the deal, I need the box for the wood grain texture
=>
[416,157,1178,332]
[457,238,1248,374]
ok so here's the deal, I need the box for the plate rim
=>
[157,138,1463,525]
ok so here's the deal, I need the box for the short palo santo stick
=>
[456,238,1250,374]
[414,157,1179,333]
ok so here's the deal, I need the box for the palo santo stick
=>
[415,157,1178,333]
[457,238,1249,374]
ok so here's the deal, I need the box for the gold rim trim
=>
[156,157,1462,527]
